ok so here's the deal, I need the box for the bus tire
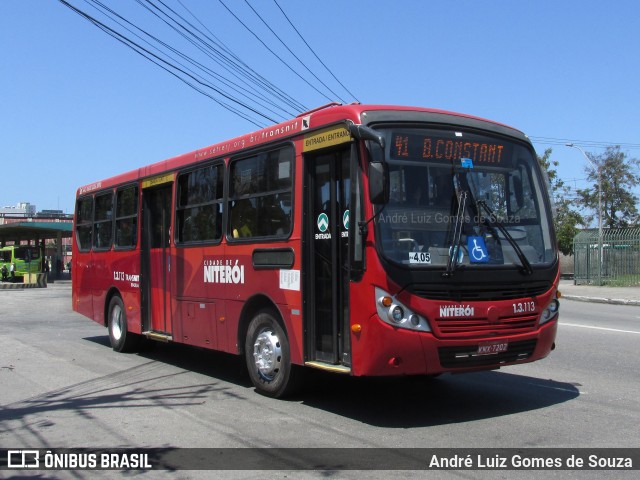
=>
[108,295,140,353]
[245,310,300,398]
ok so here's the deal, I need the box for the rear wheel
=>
[108,295,140,353]
[245,310,300,398]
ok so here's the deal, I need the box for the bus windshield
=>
[375,127,555,269]
[14,246,40,261]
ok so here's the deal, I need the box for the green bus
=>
[1,245,41,280]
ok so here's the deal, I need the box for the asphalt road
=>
[0,284,638,479]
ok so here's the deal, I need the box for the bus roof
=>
[76,103,526,197]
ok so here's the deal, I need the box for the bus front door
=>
[141,183,173,338]
[304,146,351,367]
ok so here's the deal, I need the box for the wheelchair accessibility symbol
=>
[467,236,489,263]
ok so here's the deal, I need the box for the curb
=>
[561,294,640,307]
[0,283,47,290]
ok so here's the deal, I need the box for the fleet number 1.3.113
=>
[513,301,536,314]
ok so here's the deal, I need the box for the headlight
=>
[375,287,431,332]
[540,298,560,325]
[390,305,405,323]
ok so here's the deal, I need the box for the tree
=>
[537,148,584,255]
[576,146,640,228]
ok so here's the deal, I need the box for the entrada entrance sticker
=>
[316,213,330,239]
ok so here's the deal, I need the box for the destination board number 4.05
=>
[409,252,431,264]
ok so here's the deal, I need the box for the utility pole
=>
[566,143,603,286]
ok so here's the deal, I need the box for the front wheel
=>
[245,310,300,398]
[108,295,140,353]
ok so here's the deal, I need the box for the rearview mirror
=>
[348,123,389,205]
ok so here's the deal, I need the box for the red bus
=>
[72,103,560,397]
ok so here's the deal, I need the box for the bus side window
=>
[115,185,138,248]
[93,192,114,250]
[229,146,293,240]
[76,196,94,252]
[176,163,224,244]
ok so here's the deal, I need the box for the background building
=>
[0,202,73,277]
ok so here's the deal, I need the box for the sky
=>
[1,0,639,216]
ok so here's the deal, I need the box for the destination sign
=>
[390,132,512,166]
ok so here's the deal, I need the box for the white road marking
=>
[560,322,640,335]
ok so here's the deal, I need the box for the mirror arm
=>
[348,123,386,150]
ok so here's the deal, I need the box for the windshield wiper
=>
[443,190,467,278]
[476,200,533,275]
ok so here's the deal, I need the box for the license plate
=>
[477,340,509,355]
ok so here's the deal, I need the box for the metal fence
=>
[573,228,640,286]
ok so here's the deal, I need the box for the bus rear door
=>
[141,177,174,339]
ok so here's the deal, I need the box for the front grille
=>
[411,282,550,301]
[438,339,537,368]
[435,314,538,338]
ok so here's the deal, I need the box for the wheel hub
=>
[253,329,282,380]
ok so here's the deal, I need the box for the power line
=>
[244,0,347,104]
[59,0,273,127]
[151,0,307,115]
[81,0,277,126]
[86,0,289,122]
[273,0,359,103]
[172,0,305,114]
[62,0,328,126]
[60,0,363,125]
[217,0,335,104]
[137,0,298,116]
[61,0,316,125]
[563,177,589,183]
[134,0,293,120]
[530,136,640,150]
